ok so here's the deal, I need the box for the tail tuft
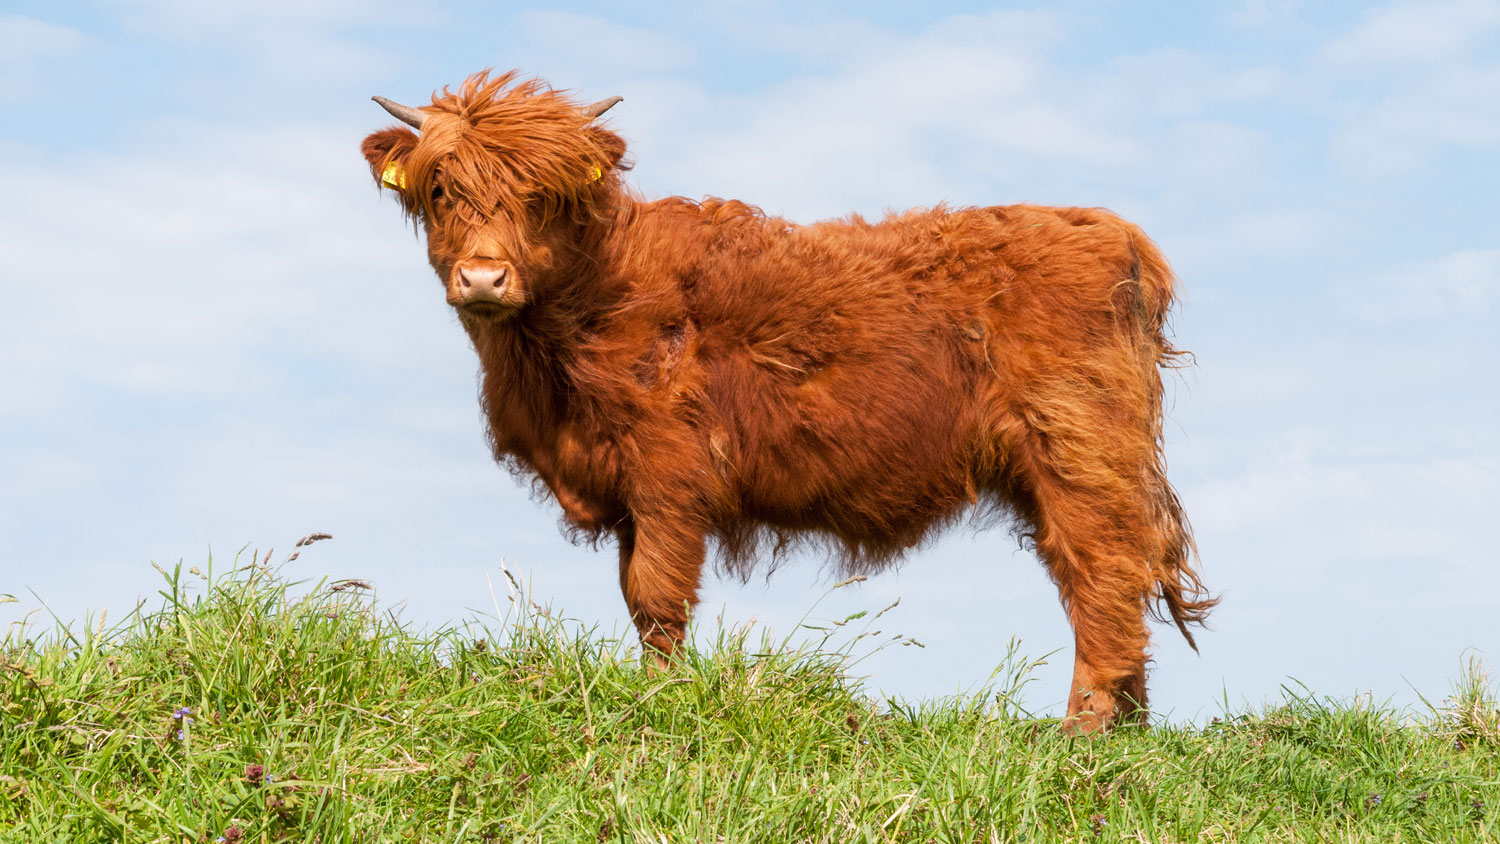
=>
[1148,481,1218,651]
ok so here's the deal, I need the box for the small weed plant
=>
[1,542,1497,842]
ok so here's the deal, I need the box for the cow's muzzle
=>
[448,262,519,317]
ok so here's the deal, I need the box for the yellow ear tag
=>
[587,165,604,183]
[381,161,407,190]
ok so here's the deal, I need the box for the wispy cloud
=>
[1316,0,1500,174]
[0,14,86,101]
[1186,419,1498,598]
[517,11,697,76]
[621,9,1154,218]
[1357,247,1500,322]
[1317,0,1500,68]
[106,0,416,36]
[106,0,409,84]
[1230,0,1303,29]
[0,120,449,420]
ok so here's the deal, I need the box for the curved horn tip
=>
[583,95,623,119]
[371,95,427,130]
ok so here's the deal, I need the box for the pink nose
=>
[460,266,507,289]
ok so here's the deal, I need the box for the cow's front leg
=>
[616,514,706,666]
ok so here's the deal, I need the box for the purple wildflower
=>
[171,706,194,741]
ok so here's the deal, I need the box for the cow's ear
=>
[360,127,419,188]
[586,127,630,173]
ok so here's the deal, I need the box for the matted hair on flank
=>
[379,69,629,229]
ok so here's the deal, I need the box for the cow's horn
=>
[582,96,623,119]
[371,96,426,130]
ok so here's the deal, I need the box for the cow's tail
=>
[1125,222,1219,650]
[1147,472,1216,650]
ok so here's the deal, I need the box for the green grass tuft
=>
[2,553,1497,842]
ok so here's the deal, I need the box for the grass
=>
[2,548,1497,843]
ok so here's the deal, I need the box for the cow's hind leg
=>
[1007,418,1168,734]
[1029,471,1157,733]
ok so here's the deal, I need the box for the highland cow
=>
[361,71,1215,732]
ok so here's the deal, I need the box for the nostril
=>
[459,266,507,289]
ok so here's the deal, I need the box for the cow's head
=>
[361,71,625,323]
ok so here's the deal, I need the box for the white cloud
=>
[619,9,1159,220]
[107,0,416,35]
[1169,207,1342,268]
[518,12,697,76]
[1188,429,1498,590]
[590,9,1309,231]
[1358,247,1500,321]
[703,6,1062,63]
[106,0,408,84]
[1109,49,1289,117]
[1159,121,1273,185]
[1328,63,1500,173]
[0,15,86,101]
[1230,0,1303,28]
[0,120,454,419]
[1306,1,1500,174]
[1318,0,1500,68]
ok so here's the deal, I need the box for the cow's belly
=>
[720,350,981,547]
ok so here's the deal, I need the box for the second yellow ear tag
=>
[381,161,407,190]
[588,165,604,183]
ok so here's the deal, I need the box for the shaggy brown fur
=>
[361,70,1216,732]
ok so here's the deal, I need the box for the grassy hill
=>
[2,553,1496,842]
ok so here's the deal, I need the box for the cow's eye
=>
[524,194,551,220]
[431,183,445,201]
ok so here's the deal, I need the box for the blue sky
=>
[2,0,1497,721]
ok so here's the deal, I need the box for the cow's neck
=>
[467,229,620,463]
